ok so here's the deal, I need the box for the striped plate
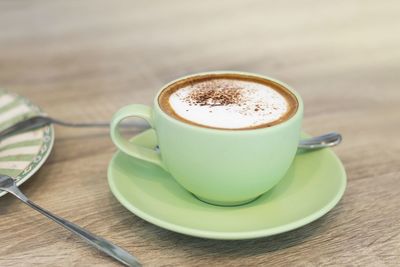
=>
[0,90,54,197]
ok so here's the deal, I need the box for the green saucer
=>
[108,130,346,240]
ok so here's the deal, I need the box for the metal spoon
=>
[0,115,108,139]
[0,115,149,140]
[0,175,141,267]
[298,132,342,149]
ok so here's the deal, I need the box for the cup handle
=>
[110,104,165,169]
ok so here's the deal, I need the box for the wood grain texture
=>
[0,0,399,266]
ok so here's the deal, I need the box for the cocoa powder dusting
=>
[254,104,264,112]
[184,80,243,107]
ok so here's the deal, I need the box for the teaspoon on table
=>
[0,115,342,150]
[0,175,141,267]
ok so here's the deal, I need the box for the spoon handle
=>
[0,115,149,141]
[0,115,110,139]
[7,185,141,267]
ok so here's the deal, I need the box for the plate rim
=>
[0,90,55,197]
[108,134,346,240]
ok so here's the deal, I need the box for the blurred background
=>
[0,0,398,125]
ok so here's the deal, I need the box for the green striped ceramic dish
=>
[0,89,54,197]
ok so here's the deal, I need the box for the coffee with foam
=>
[158,74,298,130]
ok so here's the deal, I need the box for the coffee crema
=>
[158,74,298,130]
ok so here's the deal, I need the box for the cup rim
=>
[154,71,303,134]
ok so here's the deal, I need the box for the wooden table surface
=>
[1,1,399,266]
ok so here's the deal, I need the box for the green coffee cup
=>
[110,72,303,206]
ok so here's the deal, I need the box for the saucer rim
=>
[108,133,346,240]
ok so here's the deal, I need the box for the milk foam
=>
[169,79,289,129]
